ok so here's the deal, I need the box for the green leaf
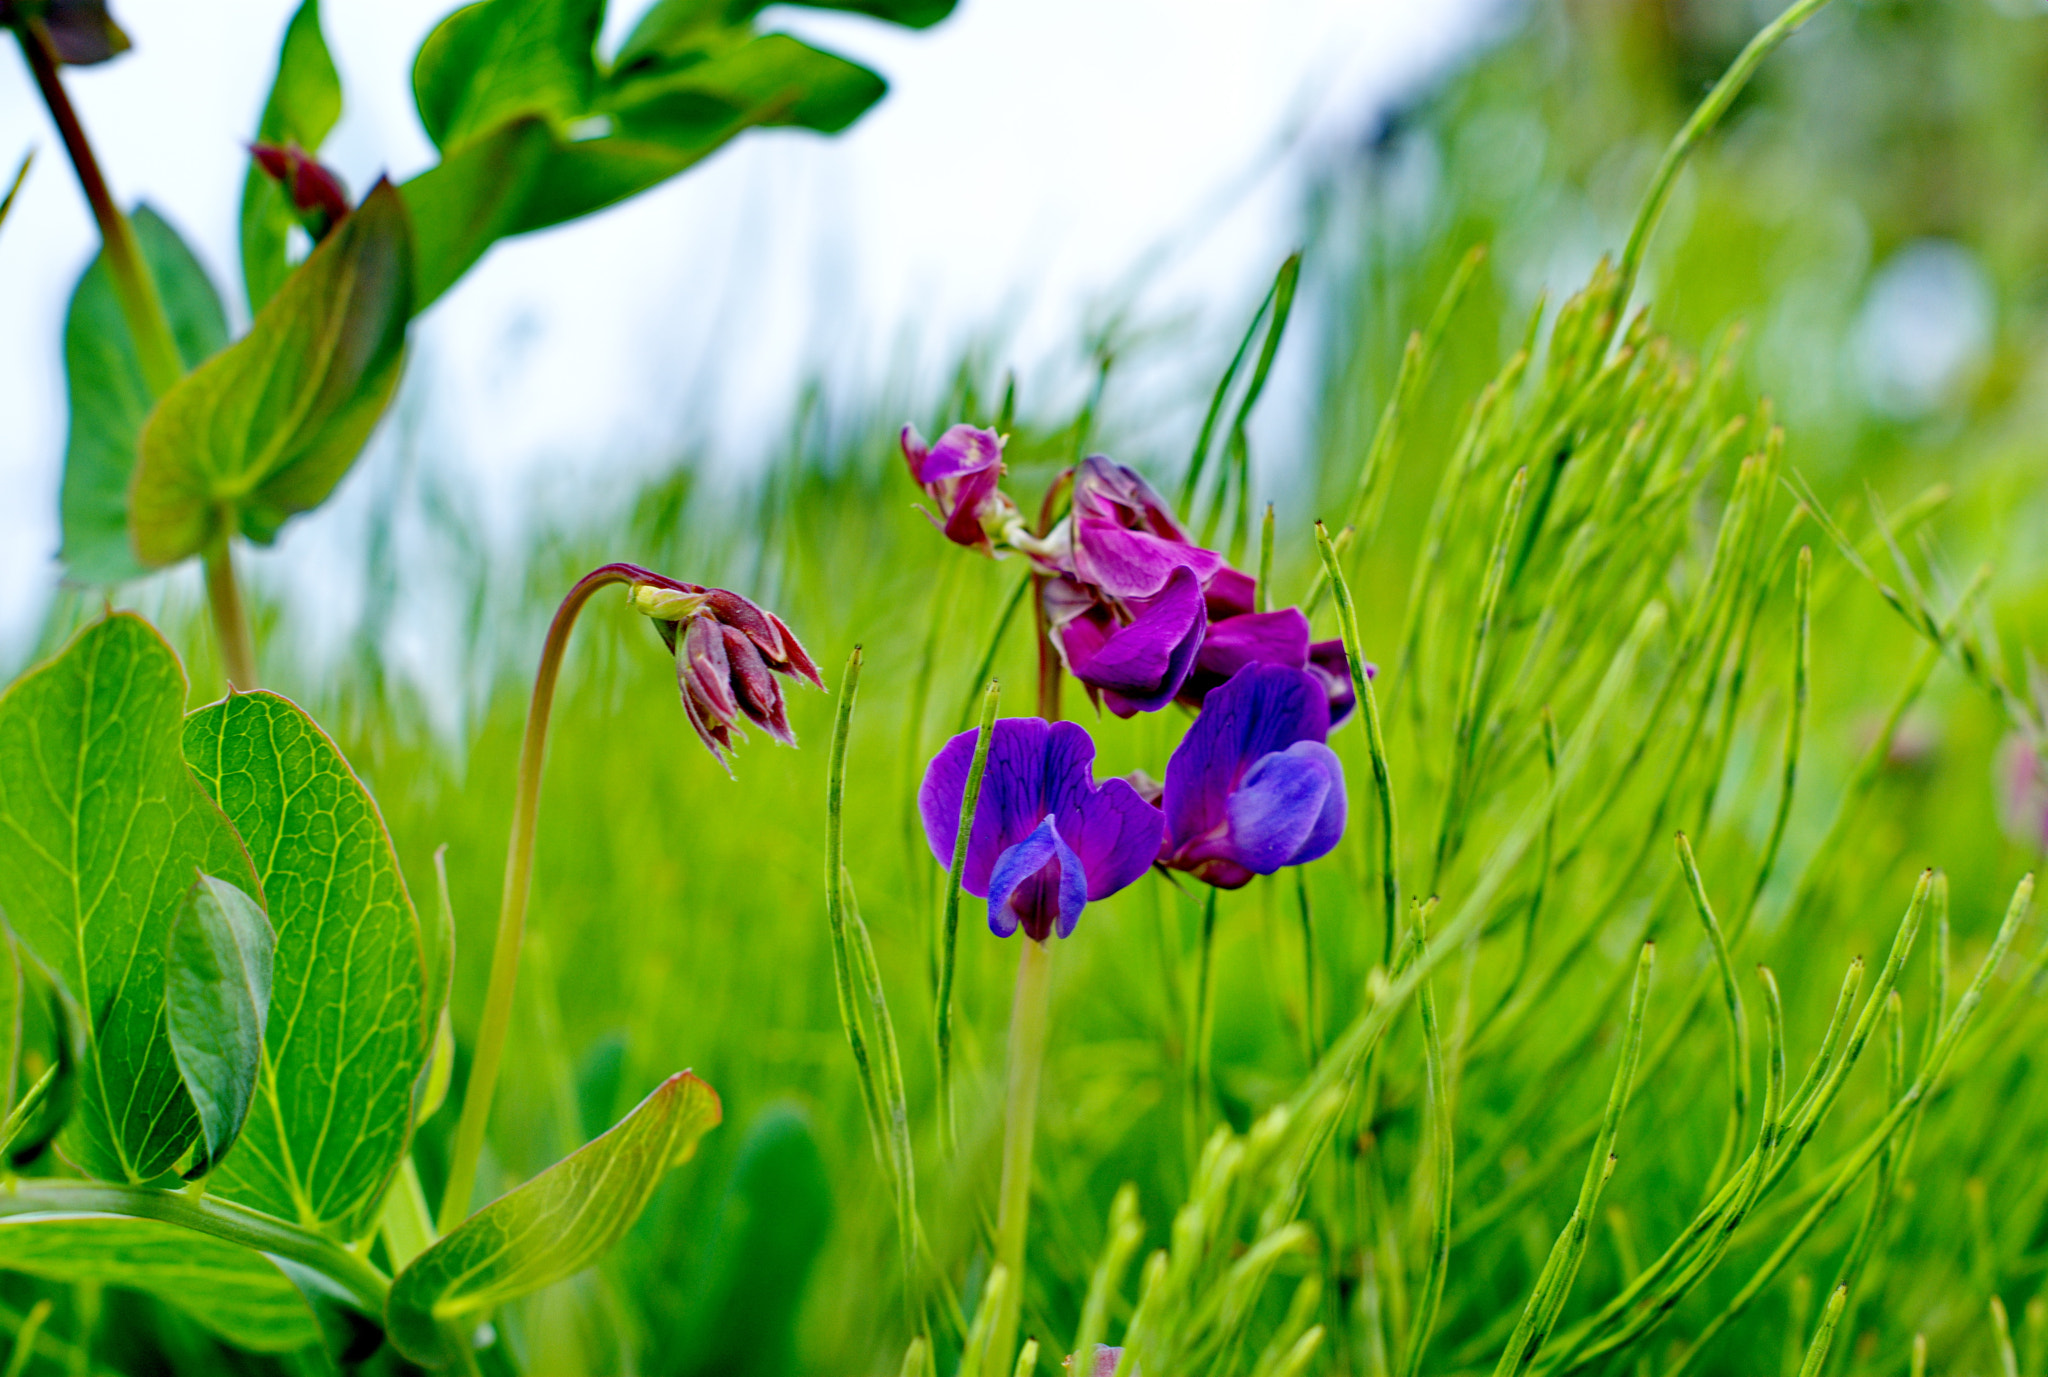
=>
[182,690,428,1238]
[241,0,344,315]
[165,873,275,1177]
[412,0,604,151]
[606,33,886,141]
[682,1103,832,1377]
[0,1215,322,1352]
[130,179,412,566]
[400,114,557,312]
[386,1071,722,1364]
[0,615,259,1182]
[58,206,229,586]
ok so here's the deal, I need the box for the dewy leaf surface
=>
[0,615,257,1182]
[241,0,344,314]
[386,1071,722,1363]
[58,206,230,586]
[0,1214,322,1351]
[130,179,412,565]
[166,873,276,1176]
[183,691,427,1237]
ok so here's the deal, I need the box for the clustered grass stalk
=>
[936,681,1000,1155]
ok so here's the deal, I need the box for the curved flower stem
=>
[990,935,1053,1368]
[0,1179,389,1314]
[439,562,655,1232]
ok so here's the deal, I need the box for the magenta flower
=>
[1177,573,1360,724]
[1997,733,2048,851]
[901,423,1019,555]
[920,718,1164,941]
[1065,456,1227,597]
[630,575,824,769]
[1046,565,1209,719]
[1159,663,1347,889]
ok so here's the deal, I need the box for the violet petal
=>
[986,815,1088,941]
[1060,565,1207,716]
[918,423,1003,482]
[1163,662,1331,848]
[1055,775,1166,901]
[1221,741,1346,872]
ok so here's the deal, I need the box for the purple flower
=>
[1047,565,1208,719]
[1065,1347,1134,1377]
[901,423,1018,555]
[1159,663,1346,889]
[1065,456,1227,598]
[1176,568,1360,725]
[1997,733,2048,851]
[920,718,1164,942]
[631,577,824,769]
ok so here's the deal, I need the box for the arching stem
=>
[438,563,657,1232]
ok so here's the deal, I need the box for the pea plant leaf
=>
[386,1071,722,1364]
[0,1215,322,1352]
[165,873,275,1178]
[0,615,259,1182]
[397,0,951,311]
[129,179,412,567]
[241,0,344,314]
[411,0,604,151]
[58,205,229,586]
[183,691,428,1238]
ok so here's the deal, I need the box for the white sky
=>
[0,0,1499,661]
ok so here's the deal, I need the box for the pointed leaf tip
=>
[386,1070,721,1364]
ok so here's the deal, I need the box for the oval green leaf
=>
[166,873,276,1177]
[386,1071,722,1364]
[130,179,412,566]
[412,0,603,151]
[0,1214,322,1352]
[182,690,428,1238]
[240,0,344,314]
[59,206,230,586]
[0,615,259,1182]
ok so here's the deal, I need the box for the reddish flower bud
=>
[630,578,823,771]
[249,142,350,241]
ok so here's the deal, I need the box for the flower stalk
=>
[438,563,638,1230]
[991,933,1053,1366]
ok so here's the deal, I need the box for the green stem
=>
[439,563,643,1233]
[990,935,1053,1368]
[937,680,1000,1156]
[380,1155,438,1273]
[1188,886,1220,1170]
[1613,0,1838,318]
[203,526,259,690]
[0,1179,389,1315]
[13,18,182,398]
[1316,522,1400,963]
